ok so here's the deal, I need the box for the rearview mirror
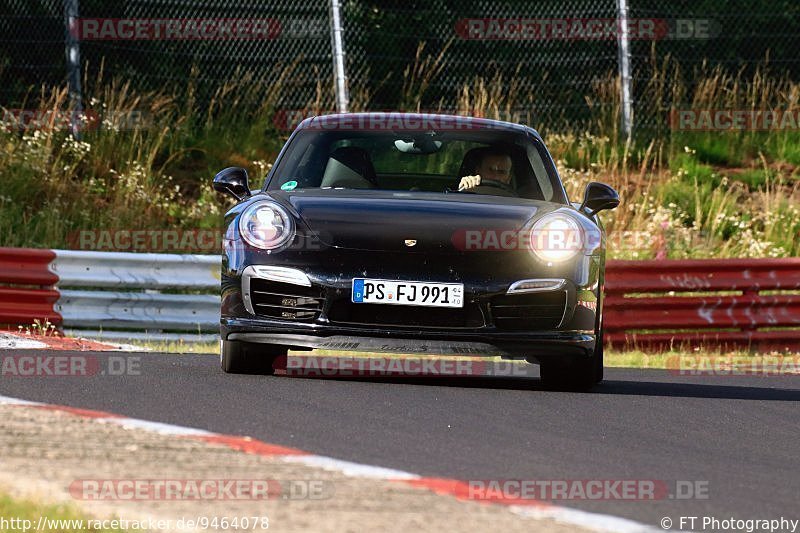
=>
[213,167,251,201]
[394,138,443,154]
[579,182,619,217]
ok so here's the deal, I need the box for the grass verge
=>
[0,492,125,533]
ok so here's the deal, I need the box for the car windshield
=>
[266,126,567,203]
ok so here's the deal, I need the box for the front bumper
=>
[221,243,603,363]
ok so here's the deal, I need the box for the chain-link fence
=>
[1,0,334,114]
[627,0,800,133]
[344,1,620,128]
[0,1,66,102]
[2,0,800,134]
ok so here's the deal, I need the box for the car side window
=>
[272,137,326,189]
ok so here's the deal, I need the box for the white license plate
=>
[352,279,464,308]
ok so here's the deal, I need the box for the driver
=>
[457,149,515,193]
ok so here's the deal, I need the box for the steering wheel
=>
[469,180,518,196]
[477,180,510,190]
[446,178,515,195]
[445,186,476,194]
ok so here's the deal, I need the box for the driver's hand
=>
[458,174,481,191]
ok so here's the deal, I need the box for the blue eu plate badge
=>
[352,279,365,302]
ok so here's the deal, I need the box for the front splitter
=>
[226,331,594,360]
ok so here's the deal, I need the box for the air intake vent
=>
[490,291,567,330]
[249,278,324,321]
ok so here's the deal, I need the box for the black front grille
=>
[327,300,485,329]
[249,278,324,321]
[490,291,567,330]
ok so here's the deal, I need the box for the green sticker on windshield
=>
[281,180,298,191]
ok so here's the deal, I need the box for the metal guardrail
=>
[0,248,61,326]
[50,250,220,289]
[56,290,219,331]
[604,259,800,352]
[0,248,220,341]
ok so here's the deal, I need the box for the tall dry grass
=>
[2,51,799,257]
[0,63,306,248]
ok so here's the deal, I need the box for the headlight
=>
[529,213,584,262]
[239,201,295,250]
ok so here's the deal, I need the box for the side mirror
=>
[213,167,251,201]
[580,182,619,217]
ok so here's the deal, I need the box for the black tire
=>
[220,340,286,375]
[594,328,604,383]
[539,332,603,390]
[539,357,597,391]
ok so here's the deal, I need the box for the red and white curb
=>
[0,394,657,532]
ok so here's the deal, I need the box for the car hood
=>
[268,189,562,253]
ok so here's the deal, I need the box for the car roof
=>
[297,112,543,140]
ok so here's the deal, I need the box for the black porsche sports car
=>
[213,113,619,390]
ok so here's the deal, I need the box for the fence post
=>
[63,0,83,139]
[329,0,349,113]
[616,0,633,139]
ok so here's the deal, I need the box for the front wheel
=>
[540,337,603,391]
[220,340,286,374]
[539,357,597,391]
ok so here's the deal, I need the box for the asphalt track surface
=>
[2,351,799,528]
